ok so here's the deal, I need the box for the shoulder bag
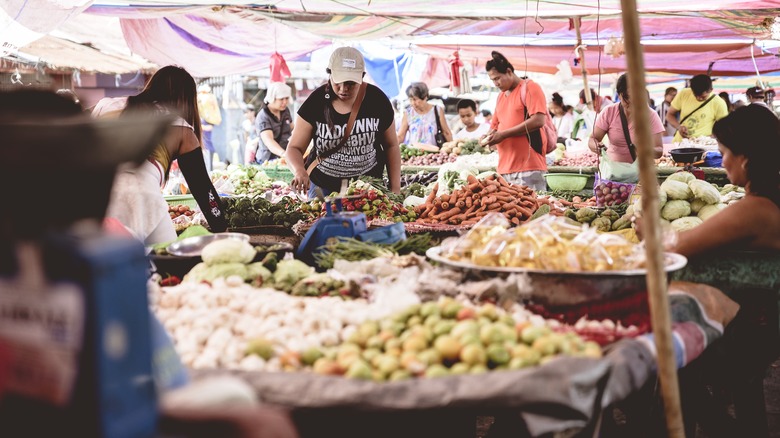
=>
[519,79,558,155]
[433,106,446,147]
[306,82,368,175]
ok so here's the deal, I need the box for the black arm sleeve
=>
[177,148,228,232]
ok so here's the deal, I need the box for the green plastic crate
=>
[164,194,198,209]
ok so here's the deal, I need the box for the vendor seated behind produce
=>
[588,73,664,166]
[666,105,780,257]
[454,99,491,140]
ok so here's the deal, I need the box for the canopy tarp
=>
[2,0,779,76]
[413,42,780,76]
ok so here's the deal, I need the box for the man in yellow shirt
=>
[666,74,728,142]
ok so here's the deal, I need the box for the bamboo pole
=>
[619,1,685,437]
[573,17,593,110]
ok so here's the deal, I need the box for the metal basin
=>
[426,246,688,307]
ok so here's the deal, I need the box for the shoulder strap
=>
[306,82,368,175]
[618,104,638,162]
[433,105,442,133]
[679,94,716,125]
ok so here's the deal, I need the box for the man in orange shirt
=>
[482,51,548,191]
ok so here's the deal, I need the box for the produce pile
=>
[400,171,438,188]
[182,239,362,299]
[553,153,599,167]
[302,180,416,223]
[167,203,203,233]
[441,214,645,272]
[403,152,457,167]
[655,156,676,167]
[400,144,433,161]
[151,262,607,375]
[168,204,196,220]
[593,178,634,207]
[304,299,601,381]
[633,172,731,232]
[223,195,308,228]
[313,234,433,270]
[414,174,541,226]
[440,139,491,156]
[562,206,632,232]
[211,164,273,197]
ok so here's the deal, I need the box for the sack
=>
[598,148,639,183]
[433,106,446,147]
[594,172,636,208]
[519,80,558,156]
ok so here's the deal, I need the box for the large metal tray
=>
[426,246,687,307]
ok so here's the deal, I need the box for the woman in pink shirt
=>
[588,74,664,165]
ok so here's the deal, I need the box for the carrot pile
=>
[414,174,545,226]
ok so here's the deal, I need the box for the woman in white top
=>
[92,65,227,245]
[549,92,574,143]
[396,82,453,148]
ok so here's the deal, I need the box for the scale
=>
[297,191,406,267]
[0,90,172,437]
[669,147,708,179]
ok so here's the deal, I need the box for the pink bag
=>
[519,79,558,155]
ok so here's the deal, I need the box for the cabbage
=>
[698,203,727,221]
[690,198,707,214]
[246,262,272,282]
[272,259,315,292]
[667,171,696,184]
[671,216,703,232]
[661,200,692,221]
[183,262,249,283]
[688,180,721,205]
[201,239,256,265]
[659,189,668,209]
[661,179,693,200]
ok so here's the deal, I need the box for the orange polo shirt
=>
[491,80,549,174]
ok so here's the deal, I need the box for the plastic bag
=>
[594,173,635,207]
[598,149,638,183]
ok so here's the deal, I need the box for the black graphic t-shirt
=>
[298,83,394,195]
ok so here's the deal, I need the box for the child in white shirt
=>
[454,99,490,140]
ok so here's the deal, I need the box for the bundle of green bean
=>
[314,233,433,270]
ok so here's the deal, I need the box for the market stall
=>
[148,213,740,437]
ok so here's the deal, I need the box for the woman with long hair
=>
[93,65,227,244]
[670,104,780,256]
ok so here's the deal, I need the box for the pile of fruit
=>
[303,180,417,223]
[404,152,457,167]
[168,204,195,220]
[300,299,601,381]
[400,144,433,161]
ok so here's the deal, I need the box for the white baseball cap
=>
[264,82,292,104]
[328,47,365,84]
